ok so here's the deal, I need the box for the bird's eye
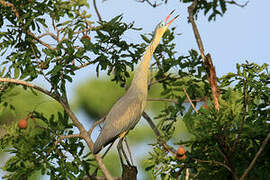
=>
[159,22,166,27]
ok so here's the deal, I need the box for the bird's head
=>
[153,10,179,41]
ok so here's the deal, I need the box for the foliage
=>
[0,0,268,180]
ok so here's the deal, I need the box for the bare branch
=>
[240,132,270,180]
[142,112,177,156]
[183,87,198,114]
[188,0,220,111]
[147,98,178,103]
[27,30,57,51]
[37,32,58,41]
[54,134,82,147]
[88,117,105,136]
[194,158,233,174]
[75,59,99,70]
[93,0,102,22]
[188,0,206,61]
[0,78,58,100]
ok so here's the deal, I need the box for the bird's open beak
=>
[164,9,179,26]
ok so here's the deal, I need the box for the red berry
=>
[18,119,28,129]
[177,145,185,156]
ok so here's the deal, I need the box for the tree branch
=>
[0,78,58,100]
[188,0,220,111]
[240,132,270,180]
[88,117,105,136]
[147,98,178,103]
[194,158,233,174]
[183,87,198,114]
[142,112,177,156]
[93,0,102,22]
[54,134,82,147]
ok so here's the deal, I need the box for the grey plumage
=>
[92,11,178,154]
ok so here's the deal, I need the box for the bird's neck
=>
[130,38,160,94]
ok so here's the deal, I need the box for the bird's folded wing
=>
[102,94,144,138]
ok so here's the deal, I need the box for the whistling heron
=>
[93,10,178,165]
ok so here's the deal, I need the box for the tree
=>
[0,0,269,179]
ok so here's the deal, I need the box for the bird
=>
[93,10,179,163]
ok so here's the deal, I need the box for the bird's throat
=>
[131,41,159,94]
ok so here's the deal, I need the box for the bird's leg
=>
[121,140,132,166]
[102,141,114,158]
[117,137,133,166]
[117,138,125,165]
[124,137,134,165]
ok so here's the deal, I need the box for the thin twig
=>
[54,134,81,147]
[194,158,233,173]
[188,0,206,61]
[183,87,198,114]
[142,112,177,156]
[93,0,102,22]
[147,98,178,103]
[240,132,270,180]
[27,30,56,51]
[75,59,99,70]
[185,168,189,180]
[37,32,58,41]
[88,117,105,136]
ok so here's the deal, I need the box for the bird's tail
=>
[93,133,117,154]
[92,135,103,154]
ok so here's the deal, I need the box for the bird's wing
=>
[99,92,145,143]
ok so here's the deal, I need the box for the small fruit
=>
[18,119,28,129]
[176,145,186,161]
[177,145,185,156]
